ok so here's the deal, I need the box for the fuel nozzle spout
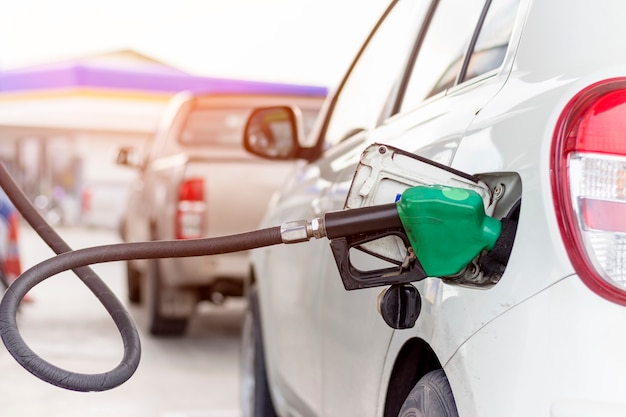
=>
[281,185,502,291]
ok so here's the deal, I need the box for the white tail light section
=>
[553,79,626,305]
[176,177,206,239]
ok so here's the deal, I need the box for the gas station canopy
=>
[0,50,327,134]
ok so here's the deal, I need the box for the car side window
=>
[461,0,520,84]
[399,0,486,111]
[323,0,430,148]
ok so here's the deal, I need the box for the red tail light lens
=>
[176,177,206,239]
[3,211,22,279]
[552,78,626,305]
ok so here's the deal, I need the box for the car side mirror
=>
[243,106,313,160]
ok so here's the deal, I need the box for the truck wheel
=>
[126,262,141,304]
[240,286,277,417]
[398,369,459,417]
[146,258,188,336]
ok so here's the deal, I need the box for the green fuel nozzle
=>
[281,185,502,290]
[396,185,501,278]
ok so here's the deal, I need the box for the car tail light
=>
[176,177,206,239]
[3,211,21,280]
[552,78,626,305]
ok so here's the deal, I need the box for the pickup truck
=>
[116,84,326,336]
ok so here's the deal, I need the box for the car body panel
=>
[317,60,516,417]
[446,275,626,417]
[255,5,520,416]
[247,0,626,416]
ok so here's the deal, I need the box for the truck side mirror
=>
[116,147,141,168]
[243,106,303,160]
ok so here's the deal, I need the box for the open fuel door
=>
[329,144,507,328]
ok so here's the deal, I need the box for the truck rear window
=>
[179,106,320,146]
[179,107,250,146]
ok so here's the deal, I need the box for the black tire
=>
[398,369,459,417]
[240,286,278,417]
[146,258,188,336]
[126,262,141,304]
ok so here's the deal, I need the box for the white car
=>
[240,0,626,416]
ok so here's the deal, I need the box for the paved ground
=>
[0,225,243,417]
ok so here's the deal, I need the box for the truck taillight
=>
[552,78,626,305]
[176,177,206,239]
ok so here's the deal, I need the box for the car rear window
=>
[461,0,520,83]
[400,0,487,110]
[400,0,520,111]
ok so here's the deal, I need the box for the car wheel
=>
[126,262,141,304]
[146,258,188,336]
[240,286,277,417]
[398,369,459,417]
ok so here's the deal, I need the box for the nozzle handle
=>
[330,232,427,290]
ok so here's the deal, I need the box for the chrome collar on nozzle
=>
[280,217,326,243]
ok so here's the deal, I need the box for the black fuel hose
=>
[0,163,282,392]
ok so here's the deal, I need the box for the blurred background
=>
[0,0,387,229]
[0,2,388,416]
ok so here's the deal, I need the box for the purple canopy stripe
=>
[0,61,328,97]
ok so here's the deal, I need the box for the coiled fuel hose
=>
[0,162,383,392]
[0,163,283,392]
